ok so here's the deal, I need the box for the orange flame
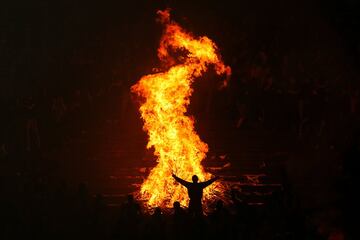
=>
[131,9,231,209]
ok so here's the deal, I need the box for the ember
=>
[131,9,231,209]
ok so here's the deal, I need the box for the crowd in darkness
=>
[0,179,331,240]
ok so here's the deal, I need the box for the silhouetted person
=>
[210,200,231,240]
[213,200,229,218]
[173,201,186,220]
[172,201,187,235]
[172,174,219,216]
[91,194,107,238]
[122,194,141,221]
[116,194,141,239]
[92,194,106,225]
[152,207,163,223]
[144,207,167,240]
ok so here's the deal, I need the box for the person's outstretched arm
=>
[172,174,191,188]
[201,176,220,188]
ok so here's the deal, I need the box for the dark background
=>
[1,0,359,239]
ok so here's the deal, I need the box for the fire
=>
[131,9,231,209]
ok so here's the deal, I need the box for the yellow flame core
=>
[131,9,231,209]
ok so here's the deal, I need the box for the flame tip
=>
[156,8,172,24]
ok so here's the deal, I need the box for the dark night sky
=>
[1,0,359,97]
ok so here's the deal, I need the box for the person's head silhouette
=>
[154,207,162,217]
[173,201,181,210]
[192,175,199,183]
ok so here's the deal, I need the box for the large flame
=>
[131,9,231,209]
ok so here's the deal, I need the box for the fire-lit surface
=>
[131,9,231,209]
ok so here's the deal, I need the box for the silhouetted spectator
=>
[116,194,142,239]
[91,194,107,238]
[122,194,141,221]
[173,201,186,223]
[171,201,187,239]
[172,174,219,217]
[210,200,231,240]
